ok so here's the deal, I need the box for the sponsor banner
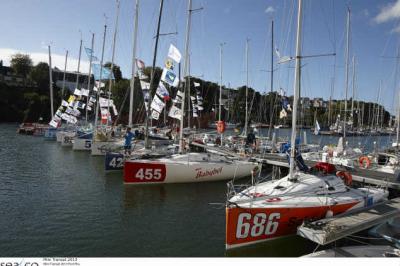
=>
[150,95,165,113]
[167,44,182,63]
[168,105,182,120]
[151,110,160,120]
[161,68,179,87]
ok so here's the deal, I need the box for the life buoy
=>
[217,120,226,134]
[336,171,352,186]
[359,156,371,169]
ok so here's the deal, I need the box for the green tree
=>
[10,53,33,78]
[29,62,49,94]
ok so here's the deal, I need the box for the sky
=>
[2,0,400,114]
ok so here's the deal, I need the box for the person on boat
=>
[124,127,135,156]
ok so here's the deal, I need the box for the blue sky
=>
[2,0,400,114]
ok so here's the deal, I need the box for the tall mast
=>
[219,42,225,143]
[107,0,120,125]
[145,0,164,148]
[75,37,83,90]
[48,45,54,117]
[178,0,193,153]
[187,54,191,129]
[397,91,400,146]
[61,50,68,99]
[94,25,107,129]
[343,8,350,144]
[244,38,249,136]
[85,33,95,122]
[376,83,381,130]
[351,55,355,129]
[288,0,303,180]
[129,0,140,127]
[268,20,274,139]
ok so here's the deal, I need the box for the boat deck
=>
[297,197,400,245]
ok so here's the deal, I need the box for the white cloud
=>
[374,0,400,23]
[265,6,275,14]
[0,48,90,74]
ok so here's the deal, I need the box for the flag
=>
[151,110,160,120]
[67,95,75,103]
[150,95,165,113]
[168,44,182,63]
[81,89,89,97]
[279,109,287,119]
[136,59,148,80]
[61,100,68,107]
[165,58,174,70]
[92,64,114,80]
[168,105,182,120]
[84,47,99,62]
[73,88,81,96]
[49,119,59,128]
[156,82,170,100]
[161,68,179,87]
[95,81,105,89]
[194,82,200,87]
[99,97,112,108]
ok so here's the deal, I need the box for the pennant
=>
[150,95,165,113]
[99,97,113,108]
[49,119,59,128]
[61,100,68,107]
[84,47,99,62]
[156,82,169,99]
[87,106,92,111]
[67,95,75,103]
[73,88,81,96]
[81,88,89,97]
[89,96,96,103]
[151,110,160,120]
[168,44,182,63]
[165,58,174,70]
[279,109,287,119]
[194,82,200,87]
[55,110,63,118]
[112,104,118,116]
[136,59,148,80]
[161,68,179,87]
[95,81,105,89]
[68,115,77,124]
[61,113,71,121]
[101,108,109,120]
[168,105,182,120]
[92,64,114,80]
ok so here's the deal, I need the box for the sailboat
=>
[123,0,258,184]
[225,0,388,250]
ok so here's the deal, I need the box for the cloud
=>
[0,48,90,74]
[265,6,275,14]
[374,0,400,23]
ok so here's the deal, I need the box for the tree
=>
[10,53,33,78]
[29,62,49,93]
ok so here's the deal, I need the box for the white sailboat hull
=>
[72,138,92,151]
[124,153,258,184]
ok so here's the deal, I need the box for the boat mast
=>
[343,8,350,145]
[129,0,140,127]
[107,0,120,126]
[144,0,164,149]
[178,0,193,153]
[219,42,225,143]
[85,33,95,122]
[288,0,303,180]
[244,38,249,136]
[75,35,83,90]
[94,25,107,129]
[48,45,54,117]
[268,20,274,139]
[351,55,355,130]
[61,50,68,99]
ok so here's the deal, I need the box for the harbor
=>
[2,0,400,261]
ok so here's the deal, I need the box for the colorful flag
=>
[161,68,179,87]
[151,110,160,120]
[168,105,182,120]
[150,95,165,113]
[156,82,170,100]
[167,44,182,63]
[84,47,99,62]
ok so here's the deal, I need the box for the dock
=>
[297,197,400,245]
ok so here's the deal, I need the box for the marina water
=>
[0,124,394,256]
